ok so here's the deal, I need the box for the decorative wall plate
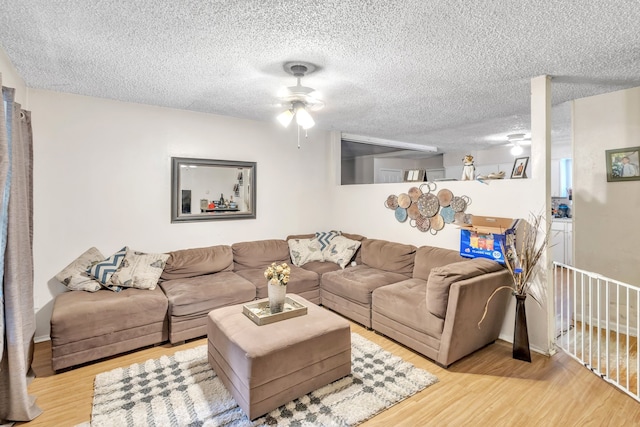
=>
[385,194,399,209]
[395,207,408,222]
[450,195,471,212]
[408,186,422,202]
[412,215,430,232]
[437,189,453,207]
[417,193,439,217]
[430,214,445,233]
[441,206,456,223]
[407,203,421,220]
[397,193,412,208]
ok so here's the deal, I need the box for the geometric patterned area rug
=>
[90,333,438,426]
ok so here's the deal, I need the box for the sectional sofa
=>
[50,233,511,371]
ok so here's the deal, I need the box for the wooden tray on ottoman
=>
[242,296,307,326]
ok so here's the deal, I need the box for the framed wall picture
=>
[510,157,529,179]
[605,146,640,182]
[403,169,426,182]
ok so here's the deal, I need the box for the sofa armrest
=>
[436,269,511,367]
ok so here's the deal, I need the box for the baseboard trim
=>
[35,335,51,343]
[498,333,549,356]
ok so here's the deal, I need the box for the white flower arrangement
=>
[264,262,291,286]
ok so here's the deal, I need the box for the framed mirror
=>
[171,157,257,222]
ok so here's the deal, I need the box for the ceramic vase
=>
[513,293,532,362]
[268,280,286,314]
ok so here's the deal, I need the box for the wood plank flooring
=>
[18,321,640,427]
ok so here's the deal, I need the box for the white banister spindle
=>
[626,286,630,390]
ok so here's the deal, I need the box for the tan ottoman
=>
[207,295,351,419]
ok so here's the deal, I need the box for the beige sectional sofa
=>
[50,233,511,371]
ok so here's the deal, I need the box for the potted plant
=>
[264,262,291,314]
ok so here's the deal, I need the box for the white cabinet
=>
[551,220,573,265]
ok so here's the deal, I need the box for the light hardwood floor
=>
[19,321,640,427]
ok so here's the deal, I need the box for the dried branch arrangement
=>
[478,213,552,327]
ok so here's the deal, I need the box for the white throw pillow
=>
[55,247,104,292]
[288,238,324,267]
[324,236,361,269]
[110,250,169,290]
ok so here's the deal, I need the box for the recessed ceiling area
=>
[1,1,638,152]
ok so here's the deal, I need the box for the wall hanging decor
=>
[384,182,472,235]
[605,146,640,182]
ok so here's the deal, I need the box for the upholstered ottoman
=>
[207,295,351,419]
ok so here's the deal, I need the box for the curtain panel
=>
[0,75,41,423]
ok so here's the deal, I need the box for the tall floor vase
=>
[513,294,532,362]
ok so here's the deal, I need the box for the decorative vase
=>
[268,280,286,314]
[513,294,532,362]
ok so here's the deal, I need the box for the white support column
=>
[531,75,555,355]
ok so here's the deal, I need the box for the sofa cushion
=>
[55,247,104,292]
[298,261,341,275]
[372,278,445,340]
[51,287,168,346]
[160,271,256,318]
[321,265,408,305]
[234,265,319,299]
[412,246,467,281]
[161,245,233,281]
[360,239,416,277]
[287,238,324,266]
[232,239,290,270]
[324,235,362,269]
[110,250,169,290]
[427,258,505,319]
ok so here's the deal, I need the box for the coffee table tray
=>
[242,296,308,326]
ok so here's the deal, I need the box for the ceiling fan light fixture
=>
[510,143,524,156]
[276,109,294,127]
[294,104,315,129]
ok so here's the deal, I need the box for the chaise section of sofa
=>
[159,245,256,343]
[232,239,321,304]
[51,286,168,371]
[372,250,511,367]
[321,239,416,327]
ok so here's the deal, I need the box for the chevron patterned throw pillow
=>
[315,230,341,251]
[87,247,128,290]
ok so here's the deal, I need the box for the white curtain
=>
[0,75,41,423]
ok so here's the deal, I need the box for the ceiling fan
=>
[276,62,324,131]
[505,133,531,155]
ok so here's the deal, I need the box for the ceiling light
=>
[294,104,315,129]
[276,109,294,127]
[276,62,323,133]
[510,143,524,156]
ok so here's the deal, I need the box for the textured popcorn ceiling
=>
[1,1,639,152]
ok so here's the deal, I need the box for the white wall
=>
[4,46,552,352]
[443,146,532,180]
[573,86,640,287]
[0,46,27,105]
[30,89,332,339]
[327,132,550,353]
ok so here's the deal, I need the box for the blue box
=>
[459,216,518,264]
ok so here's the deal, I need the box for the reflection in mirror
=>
[171,157,256,222]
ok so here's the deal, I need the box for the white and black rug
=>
[90,333,438,426]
